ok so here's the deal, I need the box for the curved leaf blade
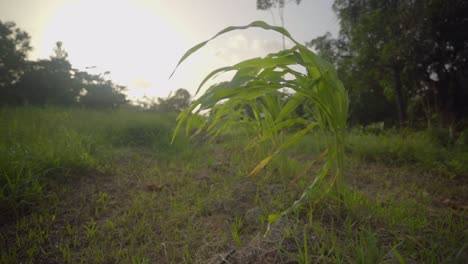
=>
[169,21,301,78]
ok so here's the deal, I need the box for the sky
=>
[0,0,339,102]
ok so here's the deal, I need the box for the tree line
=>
[0,20,194,111]
[305,0,468,128]
[4,0,467,126]
[0,20,127,108]
[257,0,467,129]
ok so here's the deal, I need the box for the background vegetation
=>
[0,107,466,263]
[306,0,468,129]
[0,0,467,263]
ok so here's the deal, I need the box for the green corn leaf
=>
[278,122,318,152]
[280,160,332,217]
[170,21,301,78]
[233,54,298,69]
[267,160,332,225]
[267,213,283,223]
[196,56,298,95]
[392,248,406,264]
[257,68,288,82]
[196,66,234,95]
[249,154,275,177]
[258,118,309,143]
[171,104,198,143]
[230,67,260,87]
[171,20,349,224]
[276,93,306,122]
[197,84,282,108]
[249,122,317,177]
[185,108,203,136]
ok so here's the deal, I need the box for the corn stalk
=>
[171,21,349,223]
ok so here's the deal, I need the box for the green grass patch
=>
[1,107,466,263]
[346,129,468,177]
[0,106,188,216]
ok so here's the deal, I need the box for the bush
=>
[346,129,468,177]
[425,127,454,147]
[455,128,468,149]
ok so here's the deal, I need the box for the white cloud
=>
[129,79,153,89]
[213,33,283,65]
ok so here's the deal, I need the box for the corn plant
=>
[171,21,349,223]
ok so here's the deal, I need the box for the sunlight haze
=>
[0,0,338,102]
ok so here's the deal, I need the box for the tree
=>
[307,7,397,126]
[170,88,191,112]
[308,0,468,127]
[0,21,128,108]
[256,0,302,49]
[334,0,414,125]
[413,0,468,125]
[0,20,31,104]
[76,71,127,108]
[15,42,81,105]
[153,88,191,113]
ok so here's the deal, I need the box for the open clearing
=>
[1,108,467,263]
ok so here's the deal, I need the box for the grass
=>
[0,107,188,217]
[291,128,468,178]
[346,128,468,177]
[0,106,466,263]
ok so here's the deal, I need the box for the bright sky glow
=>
[0,0,339,102]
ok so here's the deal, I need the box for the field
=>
[1,107,467,263]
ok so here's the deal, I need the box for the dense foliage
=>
[0,21,127,108]
[1,4,466,263]
[307,0,468,128]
